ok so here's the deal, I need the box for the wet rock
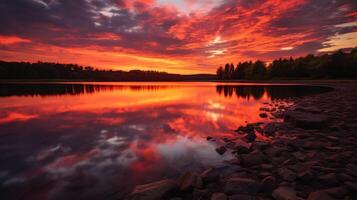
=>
[241,150,267,167]
[251,141,270,150]
[195,175,204,189]
[337,173,355,182]
[322,186,348,199]
[260,113,268,118]
[207,136,213,141]
[311,166,337,173]
[284,111,328,129]
[261,176,277,192]
[244,132,257,143]
[193,189,211,200]
[344,181,357,191]
[264,123,277,136]
[216,146,227,155]
[346,164,357,177]
[225,142,238,150]
[307,191,334,200]
[260,163,274,170]
[317,173,339,186]
[201,168,220,184]
[223,137,231,142]
[278,168,296,182]
[128,179,178,200]
[265,147,287,157]
[211,193,227,200]
[236,124,255,133]
[234,145,251,155]
[292,152,306,161]
[272,186,297,200]
[297,169,315,182]
[228,194,255,200]
[178,172,197,191]
[205,182,220,191]
[224,177,261,195]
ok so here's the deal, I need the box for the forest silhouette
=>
[216,48,357,80]
[0,61,214,81]
[0,48,356,81]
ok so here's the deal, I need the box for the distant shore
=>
[1,79,357,83]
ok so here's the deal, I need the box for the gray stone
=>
[284,111,328,129]
[264,123,277,136]
[272,186,297,200]
[234,145,251,154]
[278,168,296,182]
[322,186,348,198]
[241,150,267,167]
[201,168,220,184]
[216,146,227,155]
[178,172,197,191]
[265,147,287,157]
[297,169,315,182]
[211,193,227,200]
[244,132,257,143]
[224,177,261,195]
[128,179,178,200]
[251,141,270,150]
[344,181,357,191]
[236,125,255,133]
[260,113,268,118]
[193,189,211,200]
[307,191,334,200]
[228,194,255,200]
[261,176,277,192]
[317,173,339,186]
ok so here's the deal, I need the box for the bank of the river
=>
[125,81,357,200]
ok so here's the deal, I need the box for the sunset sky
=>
[0,0,356,74]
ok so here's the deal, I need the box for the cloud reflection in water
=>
[0,83,331,199]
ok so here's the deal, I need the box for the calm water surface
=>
[0,82,331,200]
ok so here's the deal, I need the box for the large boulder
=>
[224,177,261,195]
[128,179,178,200]
[284,111,328,129]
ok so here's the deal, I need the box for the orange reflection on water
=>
[0,82,330,200]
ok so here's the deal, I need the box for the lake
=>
[0,82,331,200]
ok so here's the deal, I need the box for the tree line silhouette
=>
[216,48,357,80]
[0,83,172,97]
[0,61,215,81]
[216,85,332,100]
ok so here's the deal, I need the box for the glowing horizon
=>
[0,0,356,74]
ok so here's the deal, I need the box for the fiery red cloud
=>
[0,0,356,74]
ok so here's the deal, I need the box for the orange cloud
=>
[0,35,31,45]
[0,0,356,74]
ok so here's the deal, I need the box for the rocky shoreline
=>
[125,82,357,200]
